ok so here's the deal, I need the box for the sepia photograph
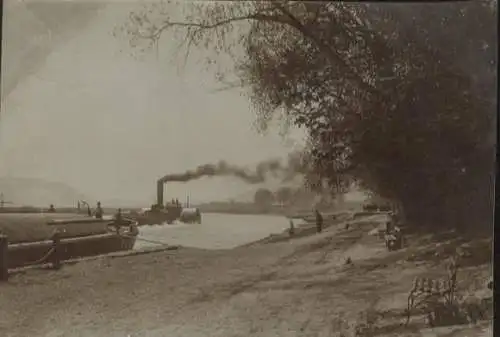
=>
[0,1,496,336]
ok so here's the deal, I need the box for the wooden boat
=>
[0,213,138,269]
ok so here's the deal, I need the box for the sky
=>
[0,1,306,206]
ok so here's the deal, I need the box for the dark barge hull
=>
[0,213,138,269]
[7,232,137,269]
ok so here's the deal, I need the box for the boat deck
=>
[0,213,116,243]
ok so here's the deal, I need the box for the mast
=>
[0,193,12,208]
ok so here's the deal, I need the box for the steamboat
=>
[128,180,202,226]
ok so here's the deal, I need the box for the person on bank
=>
[94,201,103,219]
[112,208,123,234]
[315,209,323,233]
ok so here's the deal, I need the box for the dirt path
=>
[0,217,492,337]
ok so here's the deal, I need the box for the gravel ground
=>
[0,217,492,337]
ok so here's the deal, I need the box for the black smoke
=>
[158,152,309,185]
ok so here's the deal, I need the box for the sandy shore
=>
[0,215,492,337]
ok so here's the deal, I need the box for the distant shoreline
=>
[0,205,351,220]
[199,209,287,216]
[196,202,317,218]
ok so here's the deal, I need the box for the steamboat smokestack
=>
[157,180,164,206]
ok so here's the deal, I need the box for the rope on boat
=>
[24,246,56,266]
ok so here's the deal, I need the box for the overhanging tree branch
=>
[140,11,293,41]
[136,3,383,100]
[270,3,383,98]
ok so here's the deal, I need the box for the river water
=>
[134,213,300,250]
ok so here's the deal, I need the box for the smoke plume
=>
[158,152,309,185]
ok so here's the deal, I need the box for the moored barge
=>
[0,213,138,269]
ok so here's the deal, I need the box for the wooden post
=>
[0,234,8,281]
[51,232,61,270]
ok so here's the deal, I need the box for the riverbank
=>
[0,214,492,337]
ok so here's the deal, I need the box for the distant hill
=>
[0,177,89,207]
[98,197,146,209]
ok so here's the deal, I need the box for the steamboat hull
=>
[130,209,181,226]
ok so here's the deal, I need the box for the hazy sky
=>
[0,2,306,206]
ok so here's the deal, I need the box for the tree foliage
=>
[117,1,496,233]
[254,188,274,207]
[274,186,293,206]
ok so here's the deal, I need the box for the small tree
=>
[254,188,274,208]
[275,187,293,206]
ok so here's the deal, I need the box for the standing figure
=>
[113,208,123,234]
[384,219,403,251]
[95,201,103,219]
[114,208,122,221]
[289,219,295,236]
[48,204,56,213]
[315,209,323,233]
[385,220,394,234]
